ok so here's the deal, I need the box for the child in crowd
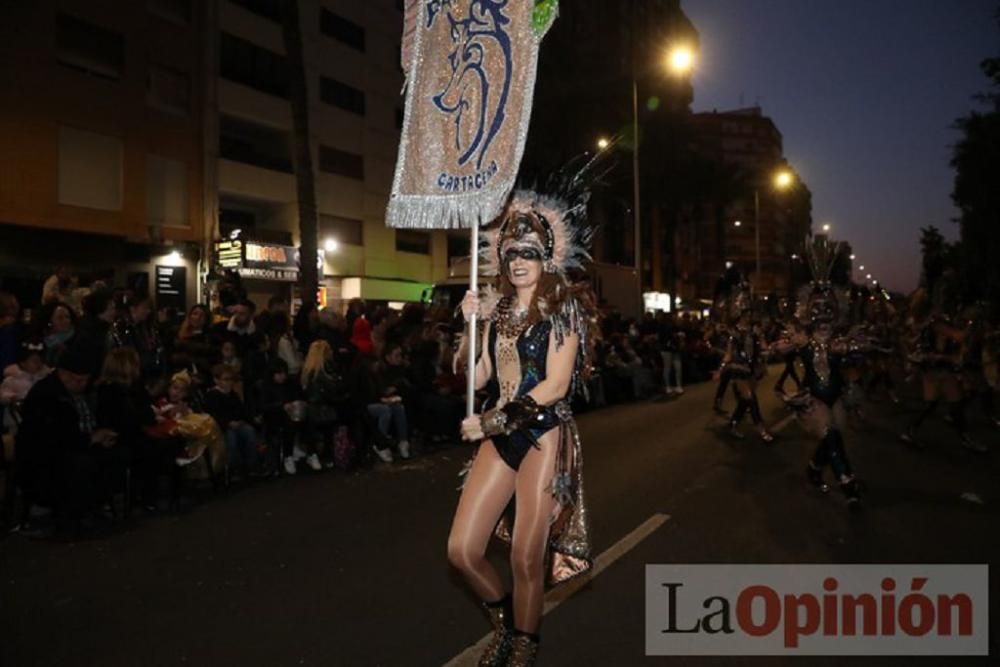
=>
[204,364,257,479]
[219,339,244,397]
[1,339,51,408]
[260,358,315,474]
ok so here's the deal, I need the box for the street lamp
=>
[850,254,856,261]
[859,265,865,271]
[752,167,796,297]
[597,137,610,151]
[733,220,742,228]
[667,46,695,75]
[631,42,697,314]
[822,223,831,233]
[323,238,339,253]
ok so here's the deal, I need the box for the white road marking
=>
[443,513,671,667]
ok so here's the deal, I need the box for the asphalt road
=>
[2,374,998,666]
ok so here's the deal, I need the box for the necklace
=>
[495,297,531,338]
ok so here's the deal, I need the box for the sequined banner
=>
[387,0,558,230]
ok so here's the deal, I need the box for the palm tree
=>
[280,0,319,307]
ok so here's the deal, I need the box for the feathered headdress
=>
[479,153,602,280]
[795,236,849,326]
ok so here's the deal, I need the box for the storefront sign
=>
[155,265,187,310]
[214,240,300,281]
[215,240,243,269]
[244,242,299,271]
[239,267,298,282]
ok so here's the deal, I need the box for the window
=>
[147,155,189,227]
[56,13,124,81]
[220,115,293,173]
[447,233,469,261]
[220,32,289,98]
[320,9,365,52]
[147,65,190,114]
[228,0,281,22]
[320,214,364,246]
[396,229,430,255]
[147,0,191,24]
[319,145,364,180]
[320,76,365,115]
[58,126,123,211]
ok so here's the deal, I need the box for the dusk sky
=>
[682,0,999,293]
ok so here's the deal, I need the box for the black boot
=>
[839,477,862,511]
[508,630,540,667]
[806,462,829,493]
[477,595,512,667]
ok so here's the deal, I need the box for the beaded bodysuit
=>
[484,318,561,471]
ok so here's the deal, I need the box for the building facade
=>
[213,0,445,309]
[0,0,450,314]
[0,0,209,310]
[675,106,813,302]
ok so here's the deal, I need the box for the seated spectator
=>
[2,339,51,409]
[16,343,119,533]
[261,358,310,475]
[151,371,225,484]
[409,324,463,443]
[219,339,244,397]
[367,342,411,462]
[95,348,163,512]
[301,340,348,469]
[34,302,76,367]
[204,364,258,479]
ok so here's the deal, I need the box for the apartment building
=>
[0,0,209,309]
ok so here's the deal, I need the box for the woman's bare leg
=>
[509,430,560,634]
[447,440,517,602]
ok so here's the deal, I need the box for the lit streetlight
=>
[734,220,742,228]
[850,254,856,260]
[866,274,872,280]
[774,170,794,190]
[323,238,339,253]
[630,42,698,313]
[822,223,831,233]
[597,137,610,151]
[667,46,695,75]
[859,265,865,271]
[751,168,797,297]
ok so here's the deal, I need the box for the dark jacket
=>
[17,372,93,461]
[259,378,302,421]
[95,382,155,448]
[203,388,249,429]
[304,364,348,423]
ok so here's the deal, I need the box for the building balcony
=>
[219,158,296,204]
[218,78,291,131]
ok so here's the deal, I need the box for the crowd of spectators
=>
[0,271,742,539]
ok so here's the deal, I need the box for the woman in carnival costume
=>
[773,237,863,509]
[717,278,774,442]
[898,272,986,453]
[447,169,600,666]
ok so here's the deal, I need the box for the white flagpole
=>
[466,224,480,417]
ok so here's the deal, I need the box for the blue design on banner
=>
[429,0,513,172]
[425,0,454,27]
